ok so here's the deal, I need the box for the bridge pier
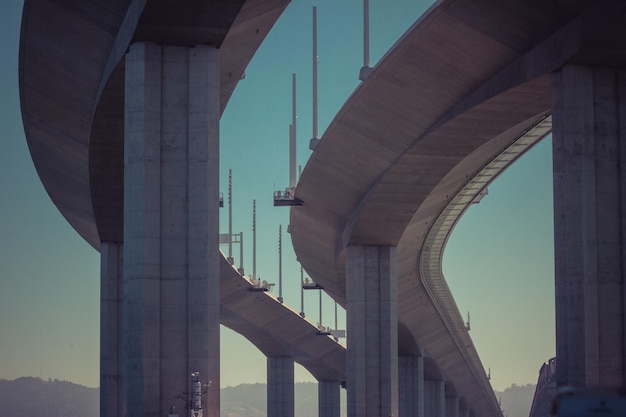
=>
[318,380,341,417]
[424,379,445,417]
[445,394,459,417]
[346,245,399,417]
[100,242,124,417]
[459,402,469,417]
[552,65,626,387]
[267,356,295,417]
[123,42,221,416]
[399,355,424,417]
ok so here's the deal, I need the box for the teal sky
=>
[0,0,554,391]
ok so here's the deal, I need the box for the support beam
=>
[445,396,459,417]
[424,380,445,417]
[399,356,424,417]
[100,242,124,417]
[346,245,398,417]
[267,357,295,417]
[552,65,626,387]
[319,380,341,417]
[123,42,220,417]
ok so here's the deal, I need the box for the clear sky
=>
[0,0,554,392]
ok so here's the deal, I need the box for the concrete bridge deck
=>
[19,0,291,247]
[290,1,626,416]
[220,252,346,383]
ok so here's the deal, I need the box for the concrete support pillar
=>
[399,356,424,417]
[124,42,220,416]
[100,242,124,417]
[552,65,626,387]
[346,245,398,417]
[319,380,341,417]
[445,396,459,417]
[459,405,469,417]
[267,357,295,417]
[424,380,445,417]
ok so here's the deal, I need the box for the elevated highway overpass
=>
[19,0,351,415]
[220,253,346,384]
[290,0,626,416]
[19,0,292,247]
[21,0,500,414]
[20,0,626,416]
[19,1,304,416]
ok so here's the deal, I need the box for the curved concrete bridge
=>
[290,0,626,416]
[21,1,348,416]
[20,0,291,246]
[19,1,302,416]
[220,254,346,383]
[20,0,626,416]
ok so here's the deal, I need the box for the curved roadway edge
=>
[412,115,552,411]
[19,0,291,249]
[290,1,626,416]
[220,252,346,382]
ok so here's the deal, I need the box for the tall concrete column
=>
[346,245,398,417]
[267,357,295,417]
[101,242,124,417]
[552,65,626,387]
[399,355,424,417]
[445,396,459,417]
[424,379,445,417]
[124,42,220,416]
[319,380,341,417]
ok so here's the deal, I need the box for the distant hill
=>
[221,382,322,417]
[221,382,266,417]
[1,377,534,417]
[0,378,323,417]
[0,377,99,417]
[495,383,536,417]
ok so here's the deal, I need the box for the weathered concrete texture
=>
[424,380,445,417]
[552,65,626,388]
[267,357,295,417]
[346,246,398,417]
[123,42,220,417]
[446,396,459,417]
[318,380,341,417]
[399,355,424,417]
[100,242,124,417]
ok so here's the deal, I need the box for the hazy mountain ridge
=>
[221,382,319,417]
[1,377,534,417]
[0,377,99,417]
[495,383,536,417]
[0,378,320,417]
